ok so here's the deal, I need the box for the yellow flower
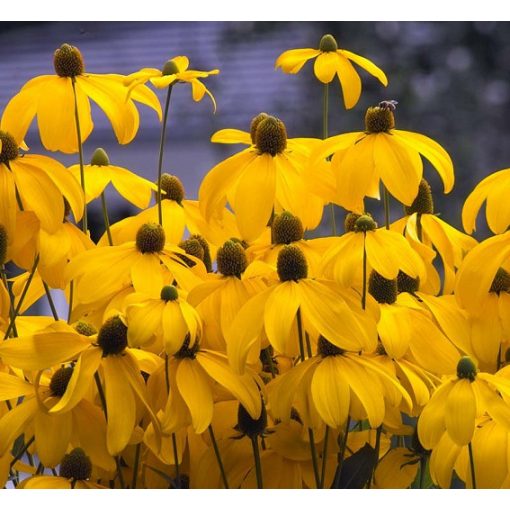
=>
[125,56,219,111]
[275,34,388,109]
[311,104,454,211]
[1,44,162,154]
[199,113,323,241]
[462,167,510,234]
[125,284,202,355]
[69,148,157,210]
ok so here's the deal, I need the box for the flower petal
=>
[275,48,320,74]
[341,49,388,86]
[313,52,340,83]
[445,379,475,446]
[334,52,362,109]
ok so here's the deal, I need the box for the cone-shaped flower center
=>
[74,321,97,337]
[319,34,338,52]
[174,334,200,359]
[397,271,420,294]
[178,238,204,267]
[97,316,128,356]
[277,245,308,282]
[216,240,248,278]
[365,106,395,133]
[353,214,377,233]
[344,212,362,233]
[162,59,180,76]
[0,225,8,266]
[255,116,287,156]
[457,356,477,381]
[136,223,165,254]
[90,147,110,166]
[49,366,74,397]
[53,44,85,77]
[369,270,398,304]
[490,268,510,294]
[318,336,346,357]
[160,173,185,203]
[250,112,269,144]
[160,284,179,302]
[236,401,267,438]
[189,234,212,272]
[272,212,304,244]
[59,448,92,481]
[0,131,18,164]
[405,179,434,215]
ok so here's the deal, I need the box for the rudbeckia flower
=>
[275,34,388,109]
[228,245,378,373]
[1,44,162,154]
[310,103,454,211]
[462,166,510,234]
[199,113,324,241]
[0,129,84,235]
[125,56,219,111]
[69,148,157,210]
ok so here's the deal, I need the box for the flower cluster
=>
[0,34,509,490]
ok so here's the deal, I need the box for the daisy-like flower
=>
[65,222,205,308]
[391,179,476,294]
[462,167,510,235]
[275,34,388,109]
[199,113,324,241]
[19,448,107,489]
[125,284,202,355]
[310,103,454,211]
[69,148,158,210]
[227,245,378,373]
[269,336,411,430]
[2,44,162,153]
[0,129,84,235]
[0,318,161,456]
[418,356,510,451]
[321,214,426,289]
[125,56,219,111]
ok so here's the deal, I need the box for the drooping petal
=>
[128,82,162,121]
[109,165,156,209]
[334,52,362,109]
[374,448,419,489]
[211,129,251,145]
[126,300,163,348]
[162,300,189,355]
[313,52,340,83]
[341,49,388,86]
[429,432,462,488]
[0,165,19,239]
[445,379,476,446]
[0,372,34,400]
[0,397,38,456]
[35,407,72,467]
[131,253,163,296]
[275,48,321,74]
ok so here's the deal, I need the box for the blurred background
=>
[1,21,509,239]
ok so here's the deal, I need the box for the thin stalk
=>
[71,77,87,235]
[361,235,367,310]
[1,266,18,337]
[131,442,141,489]
[383,186,391,229]
[9,436,35,469]
[263,349,276,379]
[115,456,126,489]
[319,426,330,489]
[43,282,59,320]
[251,436,263,489]
[208,425,229,489]
[497,344,502,371]
[333,417,351,487]
[4,255,39,339]
[164,354,181,489]
[101,192,113,246]
[67,280,74,324]
[307,428,321,489]
[94,372,108,420]
[305,332,313,359]
[36,462,44,475]
[322,82,337,237]
[157,85,174,226]
[71,479,77,489]
[419,456,426,489]
[296,309,306,362]
[368,425,382,489]
[468,441,477,489]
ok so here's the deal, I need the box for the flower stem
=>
[468,441,477,489]
[333,417,350,487]
[157,85,174,226]
[419,456,426,489]
[322,83,337,237]
[383,186,391,229]
[71,77,87,235]
[368,425,382,488]
[4,254,39,339]
[1,266,18,338]
[319,426,330,489]
[308,427,321,489]
[131,442,141,489]
[251,436,263,489]
[43,282,59,320]
[9,435,35,469]
[208,425,229,489]
[101,191,113,246]
[94,371,108,420]
[164,354,181,489]
[67,280,74,324]
[362,234,367,310]
[297,309,306,362]
[115,456,126,489]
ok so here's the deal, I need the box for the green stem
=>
[296,309,306,362]
[164,354,181,489]
[67,280,74,324]
[131,442,141,489]
[419,456,426,489]
[333,417,350,487]
[305,332,313,359]
[1,266,18,337]
[94,371,108,420]
[157,85,174,226]
[308,427,321,489]
[43,282,59,321]
[9,436,35,469]
[71,77,87,235]
[383,186,391,229]
[101,192,113,246]
[361,235,367,310]
[368,425,382,488]
[4,255,39,339]
[468,441,476,489]
[208,425,229,489]
[319,426,330,489]
[497,344,502,371]
[251,436,263,489]
[322,82,337,237]
[115,456,126,489]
